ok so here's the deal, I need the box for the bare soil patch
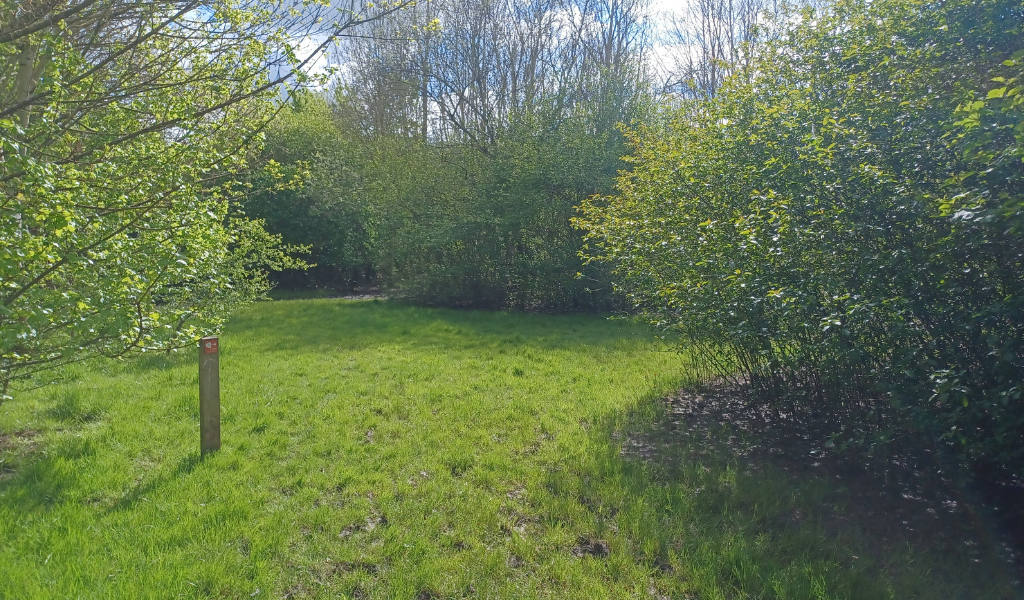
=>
[572,536,611,558]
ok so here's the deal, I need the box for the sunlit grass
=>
[0,299,1015,599]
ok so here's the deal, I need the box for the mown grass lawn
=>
[0,299,1016,599]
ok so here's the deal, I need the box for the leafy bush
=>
[246,94,375,290]
[578,0,1024,474]
[251,94,634,312]
[371,112,627,312]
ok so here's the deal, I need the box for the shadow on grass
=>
[3,380,201,517]
[229,299,659,356]
[0,441,203,518]
[43,389,106,424]
[0,433,97,510]
[105,452,203,514]
[564,383,1024,599]
[99,299,653,380]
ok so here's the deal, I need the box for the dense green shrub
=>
[246,94,375,290]
[578,0,1024,473]
[250,92,634,311]
[371,112,627,311]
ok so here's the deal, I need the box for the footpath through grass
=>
[0,299,1017,599]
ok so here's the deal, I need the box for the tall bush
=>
[253,85,643,311]
[246,94,375,290]
[578,0,1024,473]
[371,109,630,311]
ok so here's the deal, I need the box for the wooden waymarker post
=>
[199,336,221,455]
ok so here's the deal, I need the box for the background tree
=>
[251,0,654,310]
[658,0,781,98]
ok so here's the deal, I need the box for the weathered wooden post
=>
[199,336,220,455]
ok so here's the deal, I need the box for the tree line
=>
[246,0,806,309]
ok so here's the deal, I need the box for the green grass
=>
[0,300,1017,599]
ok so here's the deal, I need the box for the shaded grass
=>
[0,299,1018,599]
